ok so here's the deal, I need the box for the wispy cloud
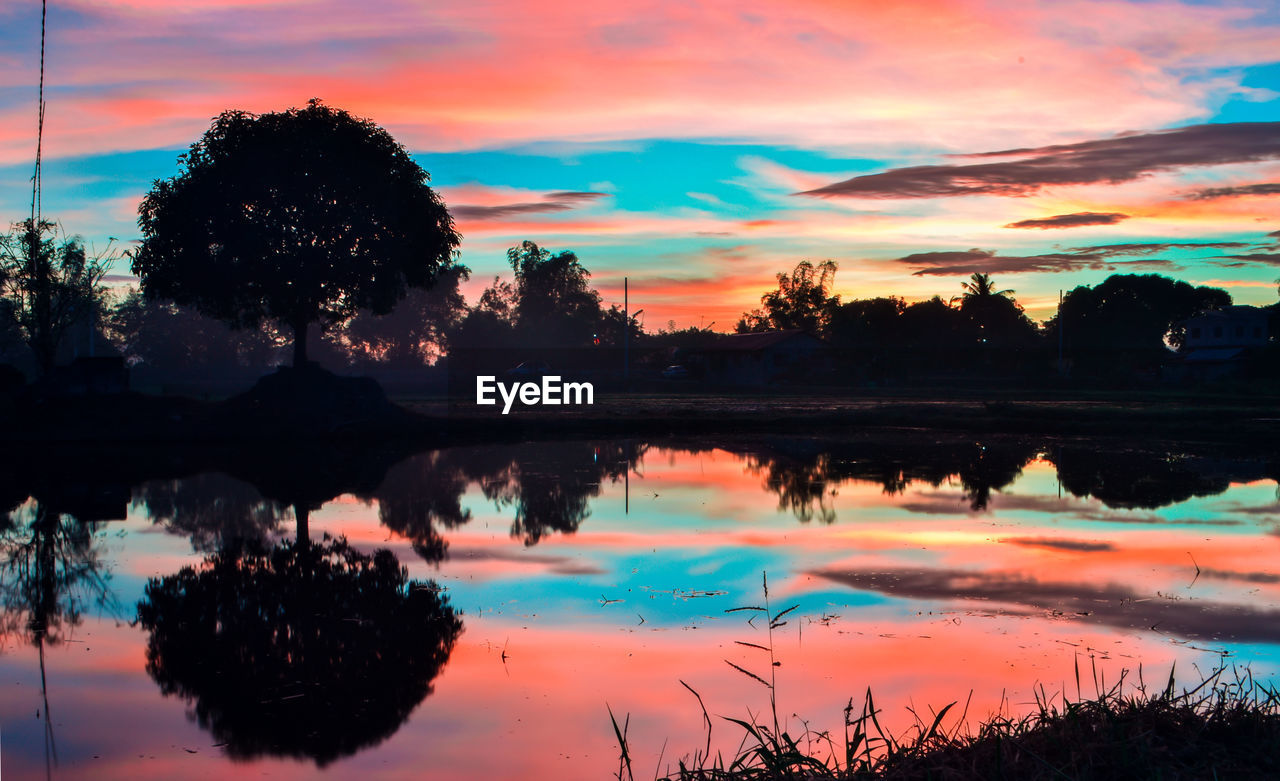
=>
[801,123,1280,199]
[814,566,1280,643]
[1001,537,1115,552]
[1187,182,1280,200]
[451,191,608,220]
[900,241,1249,276]
[1004,212,1129,229]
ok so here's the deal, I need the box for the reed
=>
[610,573,1280,780]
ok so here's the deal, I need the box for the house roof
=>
[699,329,825,352]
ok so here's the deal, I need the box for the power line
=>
[31,0,48,224]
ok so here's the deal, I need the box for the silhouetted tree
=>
[956,278,1038,352]
[899,296,973,369]
[105,288,284,374]
[959,272,1014,301]
[137,536,462,766]
[340,261,470,367]
[133,100,460,366]
[596,303,643,348]
[736,259,839,334]
[506,240,603,346]
[827,296,906,377]
[1045,274,1230,374]
[450,277,518,350]
[0,219,113,375]
[464,441,638,545]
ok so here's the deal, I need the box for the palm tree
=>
[961,272,1014,301]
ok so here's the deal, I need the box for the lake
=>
[2,434,1278,779]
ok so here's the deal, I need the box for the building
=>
[1174,305,1272,381]
[1183,305,1270,350]
[688,330,830,386]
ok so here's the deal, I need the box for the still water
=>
[2,435,1278,779]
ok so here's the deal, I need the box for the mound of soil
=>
[216,363,411,437]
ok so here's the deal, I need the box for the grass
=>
[612,574,1280,780]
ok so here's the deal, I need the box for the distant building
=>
[1183,305,1270,350]
[688,330,830,385]
[1174,305,1272,381]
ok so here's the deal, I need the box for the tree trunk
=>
[292,320,309,366]
[295,504,310,548]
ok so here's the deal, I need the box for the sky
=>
[1,0,1279,328]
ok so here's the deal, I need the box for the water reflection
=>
[137,535,462,766]
[133,472,287,552]
[1,490,118,778]
[1051,444,1278,510]
[116,436,1280,559]
[0,500,113,648]
[0,435,1276,779]
[740,437,1040,519]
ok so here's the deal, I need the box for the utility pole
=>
[623,277,629,384]
[1057,289,1064,376]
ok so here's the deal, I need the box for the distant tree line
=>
[0,97,1276,390]
[734,259,1279,382]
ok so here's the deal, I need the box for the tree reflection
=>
[472,441,639,545]
[132,472,288,552]
[740,437,1039,520]
[747,451,837,523]
[137,535,462,766]
[1049,446,1260,509]
[1,493,116,778]
[366,441,643,556]
[372,451,473,564]
[0,501,112,648]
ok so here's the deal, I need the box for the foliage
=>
[137,535,462,766]
[0,219,113,374]
[340,261,470,366]
[737,260,839,334]
[956,274,1039,349]
[452,241,638,350]
[105,288,284,372]
[615,581,1280,781]
[827,297,905,347]
[1046,274,1232,366]
[132,99,460,365]
[959,271,1013,301]
[0,500,113,649]
[506,240,605,346]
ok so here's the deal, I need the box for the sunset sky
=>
[1,0,1279,327]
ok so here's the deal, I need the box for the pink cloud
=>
[4,0,1279,163]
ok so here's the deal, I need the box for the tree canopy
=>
[736,259,839,334]
[137,536,462,766]
[0,219,113,375]
[132,100,460,365]
[1048,273,1232,360]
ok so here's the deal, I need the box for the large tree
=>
[132,100,460,366]
[1047,274,1231,365]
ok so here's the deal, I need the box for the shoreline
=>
[6,389,1280,447]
